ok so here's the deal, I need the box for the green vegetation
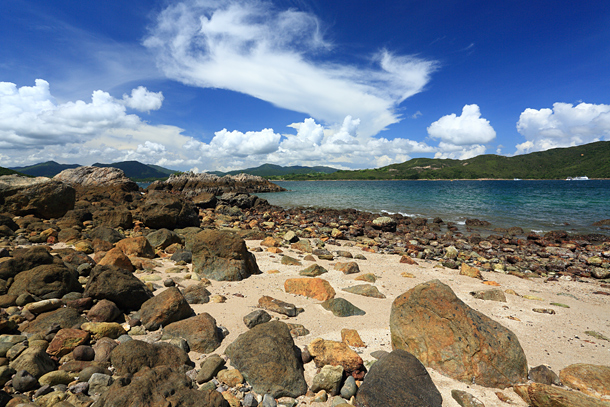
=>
[92,161,179,182]
[9,161,79,177]
[0,166,21,176]
[280,141,610,180]
[214,163,338,178]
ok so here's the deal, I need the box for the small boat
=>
[514,178,521,181]
[566,176,589,181]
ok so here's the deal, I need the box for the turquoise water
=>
[263,180,610,235]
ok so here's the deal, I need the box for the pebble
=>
[340,376,357,399]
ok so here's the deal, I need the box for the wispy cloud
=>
[144,0,438,138]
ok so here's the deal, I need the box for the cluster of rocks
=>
[0,168,609,406]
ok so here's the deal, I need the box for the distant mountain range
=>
[210,163,338,177]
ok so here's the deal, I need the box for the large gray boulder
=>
[84,265,153,311]
[8,264,81,298]
[0,176,75,219]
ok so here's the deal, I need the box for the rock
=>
[81,322,127,340]
[218,368,244,387]
[72,345,95,361]
[8,264,81,298]
[196,354,226,383]
[334,262,360,274]
[514,382,610,407]
[12,369,39,392]
[307,338,365,378]
[92,337,118,363]
[299,264,328,277]
[99,365,227,407]
[342,284,385,298]
[371,216,396,232]
[137,191,199,229]
[92,206,133,229]
[311,365,344,396]
[54,166,138,190]
[170,250,192,263]
[390,279,528,388]
[38,370,74,387]
[190,229,260,281]
[89,226,124,245]
[243,310,272,329]
[115,236,155,259]
[321,298,366,317]
[192,192,217,209]
[97,248,134,272]
[145,228,183,250]
[529,365,561,386]
[341,329,365,347]
[181,284,211,304]
[0,176,75,219]
[261,237,281,247]
[24,299,63,314]
[139,287,194,331]
[451,390,485,407]
[88,372,113,395]
[258,296,299,317]
[340,376,357,399]
[466,219,491,227]
[470,289,507,302]
[281,256,302,266]
[0,245,54,280]
[83,265,153,311]
[284,278,335,301]
[225,321,307,398]
[23,307,87,335]
[10,347,57,378]
[459,263,483,279]
[46,328,90,358]
[291,240,312,253]
[559,363,610,398]
[354,349,442,407]
[400,255,419,265]
[110,340,192,375]
[162,312,223,353]
[0,365,14,386]
[283,231,299,243]
[87,299,122,323]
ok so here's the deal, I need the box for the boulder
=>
[110,340,192,375]
[371,216,397,232]
[311,365,344,396]
[46,328,90,358]
[514,382,610,407]
[190,229,260,281]
[137,191,199,229]
[88,226,124,244]
[0,245,55,280]
[559,363,610,398]
[148,171,284,196]
[354,350,442,407]
[115,236,155,259]
[92,206,133,229]
[87,299,122,323]
[54,166,138,190]
[8,263,79,300]
[181,284,211,304]
[243,310,272,329]
[162,313,223,353]
[83,265,153,311]
[0,176,75,219]
[145,228,183,250]
[307,338,365,379]
[284,278,335,301]
[225,321,307,398]
[22,307,87,335]
[97,248,134,272]
[139,287,194,331]
[9,347,57,378]
[390,280,527,388]
[529,365,561,386]
[321,298,365,317]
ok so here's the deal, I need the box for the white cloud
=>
[515,102,610,153]
[434,142,487,160]
[144,0,437,138]
[427,104,496,145]
[122,86,164,112]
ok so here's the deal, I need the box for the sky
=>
[1,0,610,172]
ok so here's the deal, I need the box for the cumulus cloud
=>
[515,102,610,154]
[144,0,437,138]
[122,87,164,112]
[427,104,496,145]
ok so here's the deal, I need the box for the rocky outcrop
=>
[135,191,199,230]
[390,279,528,389]
[147,171,285,196]
[0,175,75,219]
[54,166,138,190]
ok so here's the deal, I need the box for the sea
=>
[260,180,610,236]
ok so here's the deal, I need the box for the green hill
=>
[92,161,179,182]
[282,141,610,180]
[9,161,80,177]
[0,166,21,176]
[215,163,338,178]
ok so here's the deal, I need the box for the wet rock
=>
[162,312,223,353]
[284,278,335,301]
[140,287,194,331]
[321,298,365,317]
[225,321,307,398]
[390,279,528,388]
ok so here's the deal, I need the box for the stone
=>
[559,363,610,398]
[0,245,54,280]
[342,284,385,299]
[355,350,442,407]
[307,338,364,378]
[281,256,302,266]
[10,347,57,378]
[139,287,193,331]
[90,226,124,244]
[92,206,133,229]
[225,321,307,398]
[8,264,81,298]
[12,369,39,392]
[371,216,397,232]
[341,329,365,348]
[162,313,223,353]
[290,240,312,253]
[98,248,136,273]
[136,191,200,229]
[80,322,127,341]
[46,328,90,358]
[24,299,63,314]
[218,368,244,387]
[0,177,75,219]
[243,310,272,328]
[92,337,118,363]
[110,340,192,375]
[284,278,335,301]
[400,255,419,265]
[87,299,122,323]
[181,284,211,304]
[197,354,226,383]
[146,228,183,250]
[514,382,610,407]
[459,263,483,279]
[170,250,192,263]
[283,231,299,243]
[451,390,485,407]
[84,265,153,311]
[38,370,74,387]
[334,262,360,274]
[311,365,344,396]
[470,289,507,302]
[23,307,87,335]
[340,376,357,399]
[321,298,366,317]
[258,296,299,317]
[191,229,260,281]
[72,345,95,361]
[115,236,155,259]
[0,365,14,386]
[260,237,281,247]
[299,264,328,277]
[529,365,561,386]
[88,372,113,395]
[390,279,528,388]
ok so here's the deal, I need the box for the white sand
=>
[146,240,610,406]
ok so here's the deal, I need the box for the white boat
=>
[566,176,589,181]
[514,178,521,181]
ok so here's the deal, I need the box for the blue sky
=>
[1,0,609,172]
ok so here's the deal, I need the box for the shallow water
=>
[262,180,610,235]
